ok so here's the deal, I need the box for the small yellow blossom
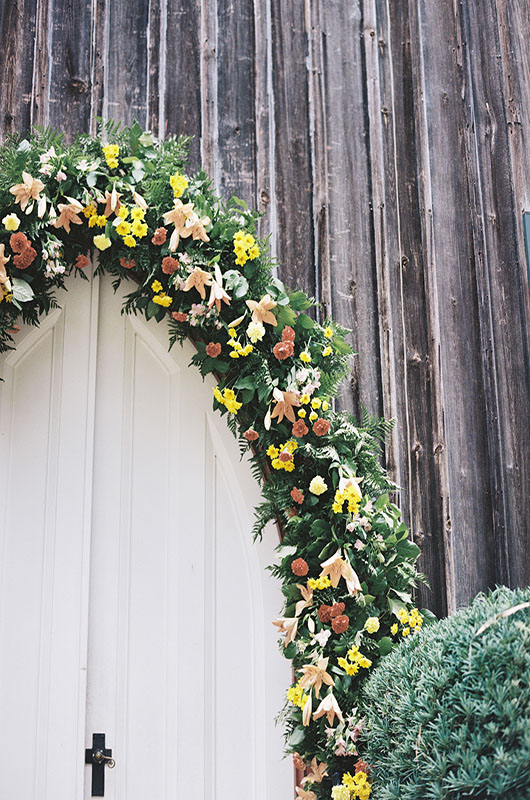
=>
[332,786,350,800]
[391,623,398,635]
[311,398,321,409]
[123,235,136,248]
[322,346,332,357]
[2,213,20,231]
[169,172,189,197]
[402,627,410,637]
[130,206,145,220]
[300,393,310,405]
[213,386,223,403]
[151,280,163,293]
[322,401,329,411]
[364,617,380,634]
[309,411,318,422]
[116,220,131,236]
[309,476,327,495]
[397,608,409,625]
[152,292,172,307]
[83,205,96,219]
[102,144,119,169]
[300,351,311,363]
[228,327,237,338]
[332,481,362,516]
[298,409,307,418]
[131,220,148,238]
[117,206,129,220]
[307,575,332,591]
[93,234,111,251]
[324,326,333,339]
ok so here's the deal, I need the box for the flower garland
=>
[0,121,429,800]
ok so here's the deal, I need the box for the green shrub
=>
[361,586,530,799]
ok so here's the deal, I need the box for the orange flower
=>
[102,188,122,217]
[246,294,277,326]
[243,428,259,441]
[312,418,331,436]
[329,602,345,618]
[74,254,90,269]
[151,227,167,245]
[9,232,29,253]
[331,614,349,633]
[291,487,304,504]
[318,605,333,623]
[292,419,309,438]
[171,311,188,322]
[282,325,296,342]
[273,340,294,360]
[161,256,179,274]
[291,558,309,577]
[302,757,328,785]
[120,257,136,269]
[205,342,221,358]
[13,247,37,269]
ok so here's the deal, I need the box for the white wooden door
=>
[0,273,290,799]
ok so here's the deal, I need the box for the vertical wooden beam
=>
[459,0,530,589]
[0,0,39,136]
[269,0,315,298]
[104,0,150,125]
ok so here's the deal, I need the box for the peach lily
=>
[272,616,298,647]
[312,691,344,726]
[103,187,122,217]
[270,387,301,424]
[208,263,231,311]
[301,757,328,785]
[298,657,334,698]
[53,198,84,233]
[295,787,317,800]
[295,583,313,617]
[302,692,313,727]
[9,171,45,211]
[0,244,12,293]
[183,266,213,300]
[320,548,361,595]
[246,293,277,326]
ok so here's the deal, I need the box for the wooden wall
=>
[1,0,528,615]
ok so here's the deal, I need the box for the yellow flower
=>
[324,326,333,339]
[298,409,306,418]
[300,393,310,405]
[152,292,172,307]
[322,346,332,357]
[397,608,409,624]
[266,445,279,458]
[248,244,260,259]
[402,627,410,637]
[2,213,20,231]
[130,206,145,220]
[364,617,380,634]
[309,411,318,422]
[322,401,329,411]
[213,386,223,403]
[151,280,163,293]
[331,786,350,800]
[309,476,327,495]
[300,351,311,363]
[102,144,119,169]
[228,327,237,338]
[311,398,321,409]
[169,172,189,197]
[93,234,111,251]
[83,205,96,219]
[117,206,129,220]
[131,220,148,238]
[123,235,136,248]
[89,214,107,228]
[391,623,398,635]
[307,575,332,591]
[230,351,240,358]
[116,220,131,236]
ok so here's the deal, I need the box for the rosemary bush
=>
[361,586,530,800]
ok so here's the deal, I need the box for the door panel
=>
[0,274,290,800]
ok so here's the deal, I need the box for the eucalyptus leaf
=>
[11,278,35,303]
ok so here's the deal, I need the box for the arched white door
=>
[0,272,290,799]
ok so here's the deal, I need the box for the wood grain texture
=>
[0,0,528,615]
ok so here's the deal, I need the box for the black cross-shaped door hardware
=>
[85,733,115,796]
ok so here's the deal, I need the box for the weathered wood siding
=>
[0,0,528,615]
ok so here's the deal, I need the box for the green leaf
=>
[296,313,315,330]
[145,300,158,320]
[289,290,312,311]
[11,278,35,303]
[391,588,412,604]
[375,494,389,510]
[234,374,256,390]
[284,642,297,660]
[138,131,156,147]
[86,171,98,187]
[276,305,297,329]
[288,727,306,747]
[378,636,394,656]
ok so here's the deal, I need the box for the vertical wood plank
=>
[162,0,202,169]
[459,0,530,589]
[215,0,256,201]
[270,0,314,297]
[45,0,93,134]
[308,1,384,421]
[104,0,150,125]
[0,0,39,136]
[253,0,276,243]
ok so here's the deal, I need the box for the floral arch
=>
[0,121,424,800]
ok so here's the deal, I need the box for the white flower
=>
[312,629,331,648]
[247,320,265,343]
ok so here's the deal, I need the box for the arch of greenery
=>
[0,121,425,800]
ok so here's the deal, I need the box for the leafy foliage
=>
[361,586,530,799]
